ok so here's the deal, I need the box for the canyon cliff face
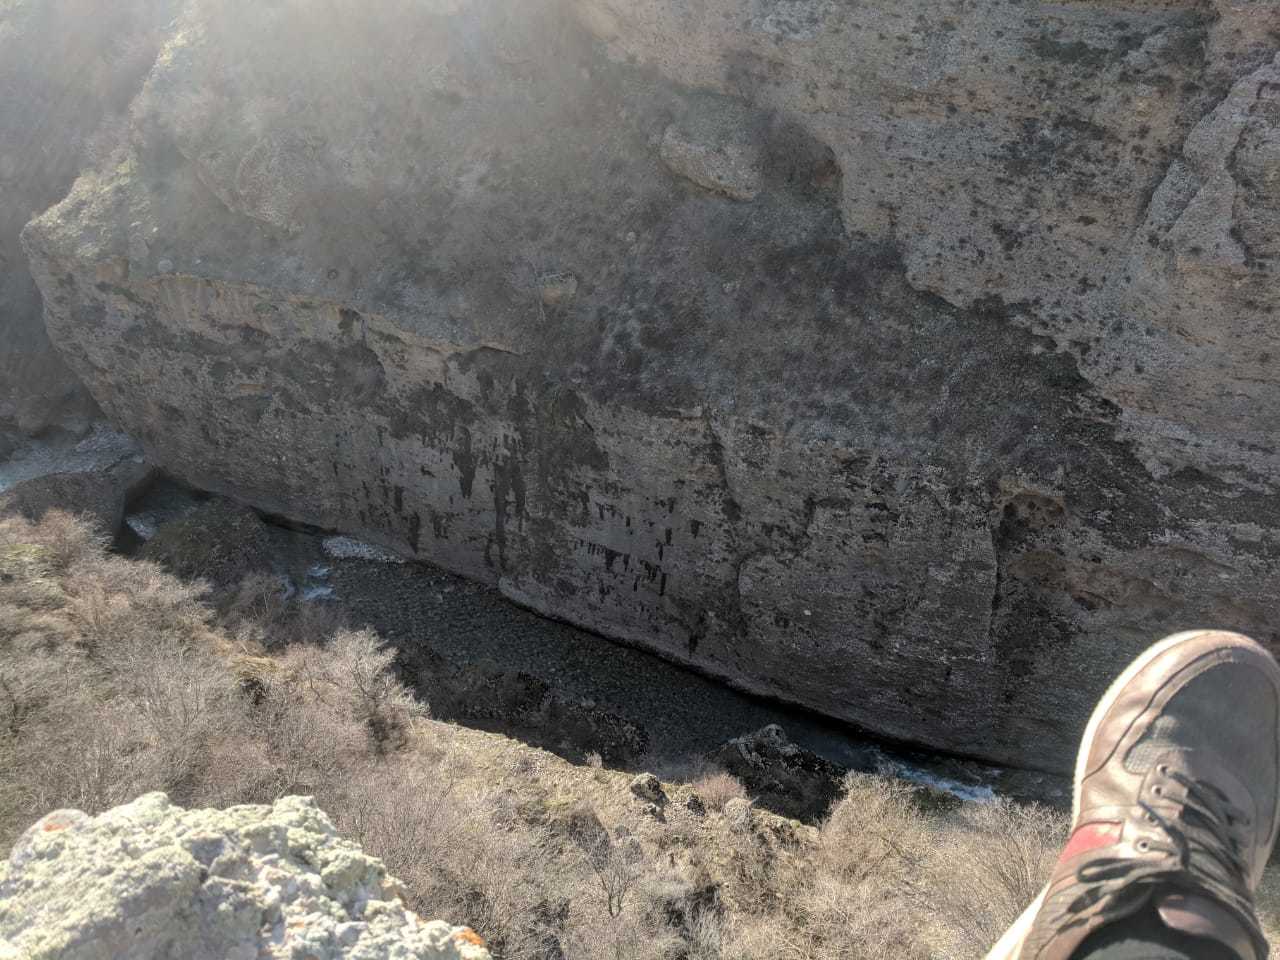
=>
[19,0,1280,772]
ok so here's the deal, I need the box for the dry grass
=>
[3,512,1277,959]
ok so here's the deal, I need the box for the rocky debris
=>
[684,794,707,817]
[0,425,140,495]
[712,725,845,822]
[0,460,153,539]
[139,497,272,586]
[120,473,209,543]
[19,0,1280,775]
[642,801,666,822]
[659,96,764,201]
[629,772,666,804]
[0,792,490,960]
[323,536,408,564]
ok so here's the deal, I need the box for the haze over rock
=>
[0,0,179,437]
[14,0,1280,772]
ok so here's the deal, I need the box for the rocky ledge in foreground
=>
[0,793,490,960]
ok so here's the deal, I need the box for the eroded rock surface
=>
[0,793,490,960]
[20,0,1280,771]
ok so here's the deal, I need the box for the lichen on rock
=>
[0,793,490,960]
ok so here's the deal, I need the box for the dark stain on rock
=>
[338,306,362,336]
[386,383,475,445]
[454,426,476,499]
[429,506,449,540]
[491,445,526,570]
[407,510,421,553]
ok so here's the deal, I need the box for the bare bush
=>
[818,773,926,884]
[920,800,1065,956]
[224,572,348,650]
[278,628,427,753]
[328,761,562,960]
[691,769,747,813]
[28,509,107,570]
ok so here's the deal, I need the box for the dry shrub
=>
[561,907,682,960]
[698,773,1060,960]
[920,799,1065,956]
[817,773,926,884]
[275,629,427,753]
[16,509,1258,960]
[691,769,747,813]
[224,572,348,650]
[27,509,107,570]
[328,760,564,960]
[719,773,934,960]
[0,514,248,831]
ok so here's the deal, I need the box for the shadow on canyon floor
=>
[120,474,1070,818]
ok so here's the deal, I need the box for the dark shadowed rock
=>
[0,0,180,436]
[712,725,845,822]
[138,497,272,586]
[630,772,666,804]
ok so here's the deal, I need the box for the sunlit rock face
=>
[22,0,1280,771]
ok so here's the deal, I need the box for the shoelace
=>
[1043,774,1266,956]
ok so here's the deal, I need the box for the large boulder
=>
[0,793,490,960]
[20,0,1280,772]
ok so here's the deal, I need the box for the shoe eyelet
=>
[1137,840,1150,852]
[1157,763,1169,776]
[1145,812,1157,824]
[1152,785,1164,797]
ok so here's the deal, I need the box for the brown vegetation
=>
[1,511,1276,958]
[689,769,748,813]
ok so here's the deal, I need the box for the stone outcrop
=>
[713,725,845,821]
[0,793,490,960]
[0,0,179,437]
[19,0,1280,772]
[0,459,152,539]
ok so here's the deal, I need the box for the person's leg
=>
[1072,906,1236,960]
[984,630,1280,960]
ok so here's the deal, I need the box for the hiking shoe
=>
[989,630,1280,960]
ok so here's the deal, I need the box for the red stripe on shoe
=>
[1059,821,1122,864]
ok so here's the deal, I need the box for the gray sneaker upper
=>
[1020,631,1280,960]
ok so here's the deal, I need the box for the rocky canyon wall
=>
[19,0,1280,772]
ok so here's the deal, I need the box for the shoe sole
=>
[984,629,1230,960]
